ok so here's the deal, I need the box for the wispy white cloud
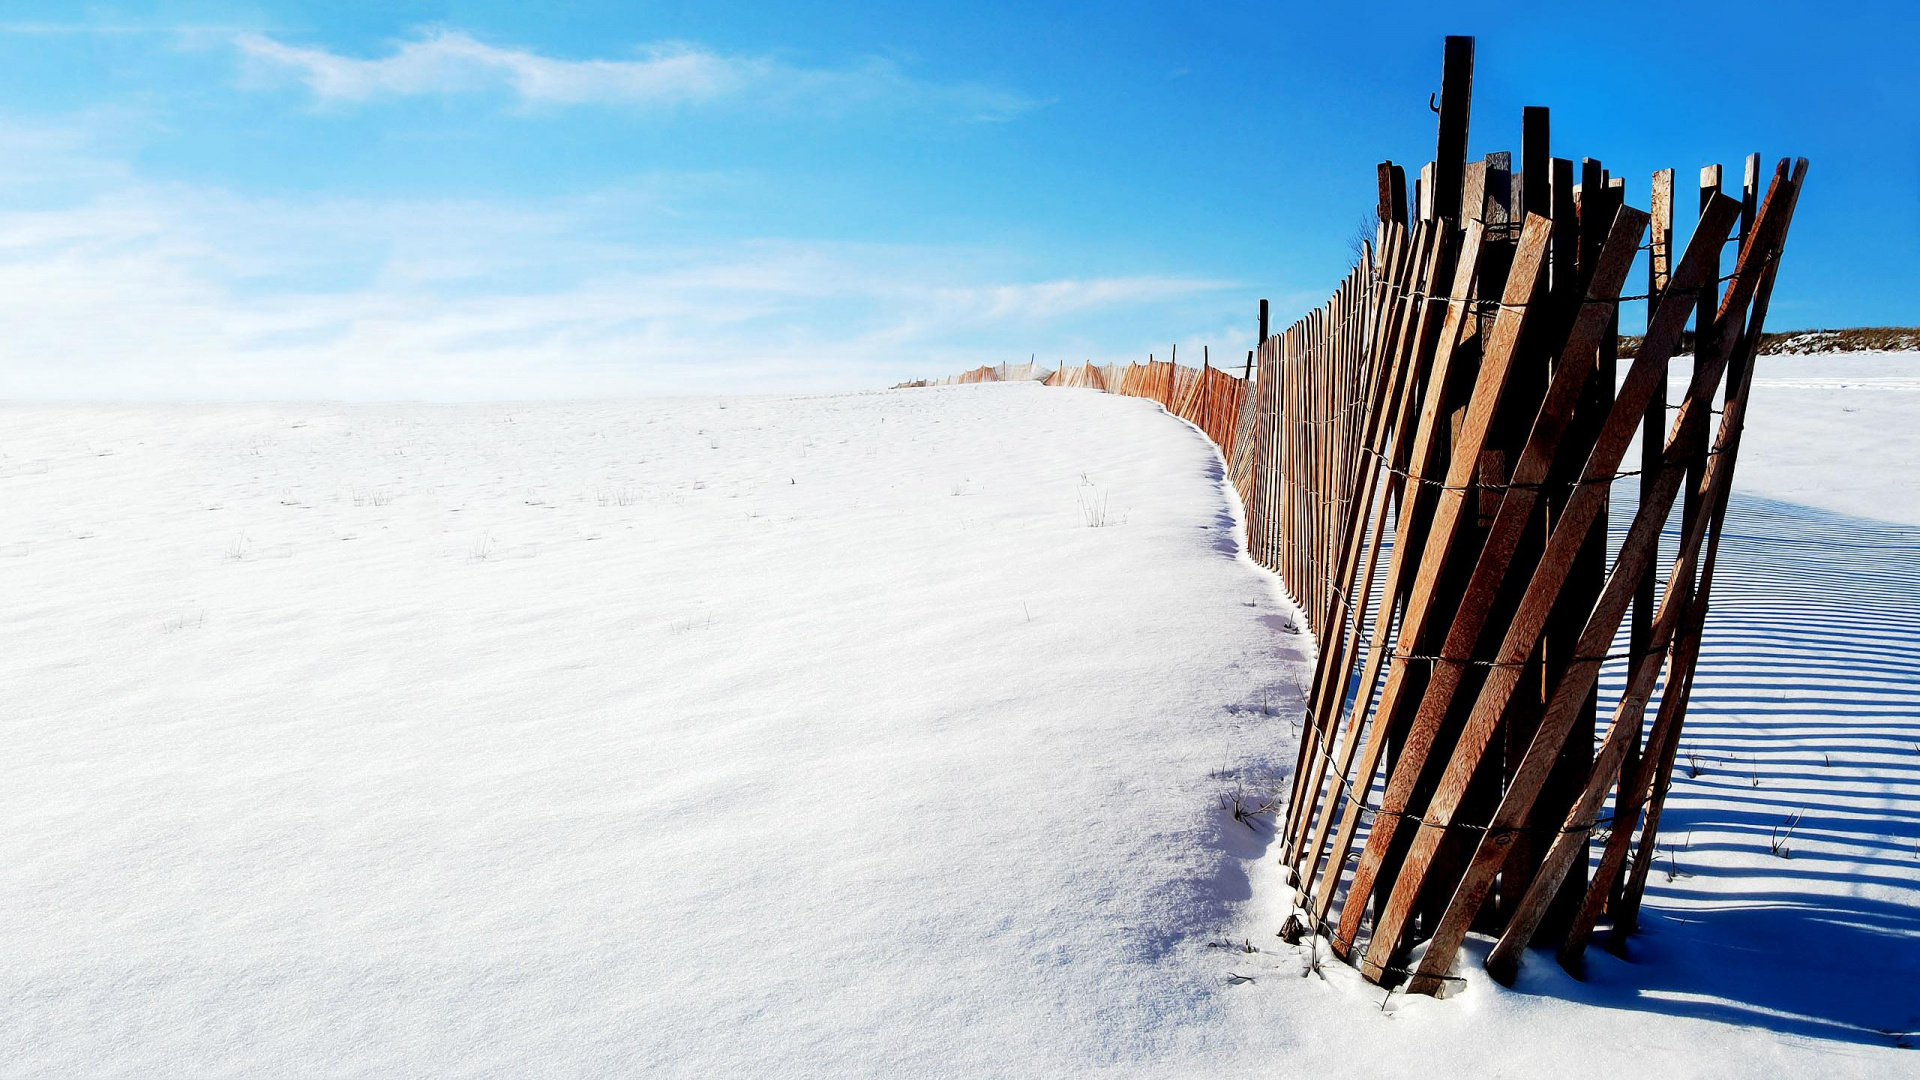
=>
[231,29,1041,121]
[0,120,1233,400]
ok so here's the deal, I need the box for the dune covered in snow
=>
[1,353,1914,1076]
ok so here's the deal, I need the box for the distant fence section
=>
[915,36,1806,997]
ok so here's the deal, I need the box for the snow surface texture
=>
[1,355,1914,1076]
[1673,351,1920,526]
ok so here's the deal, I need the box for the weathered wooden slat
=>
[1626,170,1675,904]
[1520,108,1549,219]
[1431,37,1474,224]
[1461,160,1487,227]
[1742,153,1761,243]
[1484,151,1512,236]
[1677,161,1725,569]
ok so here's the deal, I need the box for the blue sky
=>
[0,1,1910,398]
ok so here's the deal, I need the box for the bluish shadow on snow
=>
[1546,493,1920,1048]
[1137,405,1317,966]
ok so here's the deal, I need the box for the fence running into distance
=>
[920,36,1806,995]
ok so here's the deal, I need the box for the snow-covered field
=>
[1,354,1914,1076]
[1687,351,1920,526]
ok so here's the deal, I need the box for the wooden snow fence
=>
[925,35,1806,997]
[1098,354,1250,458]
[1270,40,1806,995]
[949,365,999,385]
[936,361,1052,386]
[1052,362,1107,390]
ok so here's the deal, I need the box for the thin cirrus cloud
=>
[0,147,1237,399]
[231,29,1043,121]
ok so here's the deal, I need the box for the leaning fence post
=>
[1430,36,1474,224]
